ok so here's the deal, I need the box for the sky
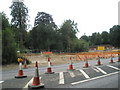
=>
[0,0,119,38]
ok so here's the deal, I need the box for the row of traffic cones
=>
[15,54,120,89]
[15,61,45,89]
[15,57,54,89]
[69,54,120,69]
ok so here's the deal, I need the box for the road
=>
[1,57,120,89]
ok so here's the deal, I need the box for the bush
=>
[2,28,17,65]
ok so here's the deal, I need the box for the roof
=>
[89,44,114,48]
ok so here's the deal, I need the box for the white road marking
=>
[92,68,99,72]
[24,78,33,88]
[107,65,120,70]
[71,71,119,85]
[24,77,41,88]
[95,67,107,74]
[59,72,64,84]
[0,81,4,84]
[69,71,75,77]
[79,69,90,79]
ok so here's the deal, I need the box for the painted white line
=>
[59,72,64,84]
[92,68,99,72]
[71,71,119,85]
[79,69,90,79]
[95,67,107,74]
[69,71,75,77]
[24,77,41,88]
[0,81,4,84]
[107,65,120,70]
[24,78,33,88]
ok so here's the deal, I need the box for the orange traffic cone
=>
[83,60,89,68]
[109,55,114,63]
[118,54,120,62]
[23,60,27,69]
[96,56,102,66]
[28,61,44,89]
[68,57,75,71]
[45,57,54,74]
[15,62,27,78]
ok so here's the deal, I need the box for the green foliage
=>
[29,12,58,51]
[10,2,29,30]
[101,31,109,44]
[80,25,120,48]
[80,35,89,42]
[34,12,57,28]
[58,19,78,52]
[109,25,120,47]
[0,12,10,30]
[1,12,17,65]
[2,28,17,65]
[3,3,120,66]
[10,1,29,49]
[71,38,89,52]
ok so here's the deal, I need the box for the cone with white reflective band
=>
[96,56,102,66]
[118,54,120,62]
[68,57,75,71]
[45,57,54,74]
[83,60,89,68]
[15,62,27,78]
[109,55,114,63]
[23,60,27,69]
[28,61,44,89]
[83,56,89,68]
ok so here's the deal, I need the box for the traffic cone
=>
[83,60,89,68]
[109,55,114,63]
[45,57,54,74]
[28,61,44,89]
[23,60,27,69]
[15,62,27,78]
[68,57,75,71]
[96,56,102,66]
[118,54,120,62]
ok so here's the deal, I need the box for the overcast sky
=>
[0,0,119,38]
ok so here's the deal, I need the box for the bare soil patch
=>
[2,54,81,70]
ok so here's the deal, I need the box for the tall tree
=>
[101,31,109,44]
[1,12,10,30]
[59,19,78,52]
[109,25,120,47]
[30,12,57,51]
[34,12,56,28]
[10,0,29,48]
[1,12,17,65]
[89,32,102,45]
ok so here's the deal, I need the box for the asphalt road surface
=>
[1,57,120,89]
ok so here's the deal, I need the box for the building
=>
[89,45,115,52]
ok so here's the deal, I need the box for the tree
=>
[1,12,17,65]
[34,12,56,28]
[80,35,89,42]
[109,25,120,47]
[89,32,102,45]
[2,28,17,65]
[1,12,10,30]
[10,1,29,48]
[101,31,109,44]
[30,12,57,51]
[59,19,78,52]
